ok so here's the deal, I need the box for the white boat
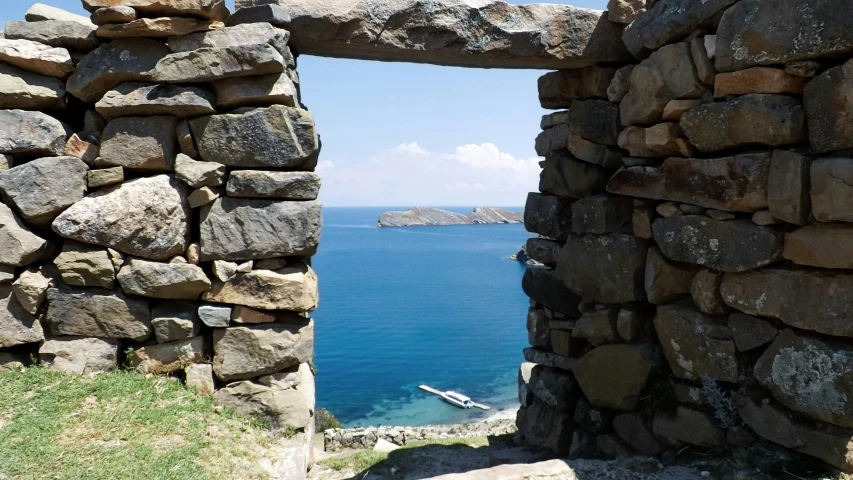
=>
[419,385,491,411]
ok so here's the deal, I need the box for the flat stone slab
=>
[238,0,632,69]
[82,0,230,21]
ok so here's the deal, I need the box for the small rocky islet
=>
[376,206,524,227]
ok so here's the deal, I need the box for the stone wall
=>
[519,0,853,472]
[323,418,516,452]
[0,1,317,478]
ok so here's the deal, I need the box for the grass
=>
[0,366,284,480]
[318,436,492,474]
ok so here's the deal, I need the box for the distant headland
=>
[377,207,524,227]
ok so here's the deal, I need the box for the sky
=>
[1,0,609,206]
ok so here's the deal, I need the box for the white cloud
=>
[316,143,541,206]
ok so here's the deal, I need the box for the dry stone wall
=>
[520,0,853,472]
[0,1,317,478]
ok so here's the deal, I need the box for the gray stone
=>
[185,363,214,394]
[0,265,14,284]
[188,186,221,208]
[213,72,297,110]
[681,94,807,153]
[82,110,106,141]
[734,393,853,473]
[4,20,99,53]
[569,99,621,146]
[98,115,178,171]
[653,216,784,272]
[691,269,728,316]
[91,6,137,25]
[613,413,662,455]
[574,344,657,411]
[539,151,612,200]
[645,247,697,305]
[786,60,821,78]
[203,261,318,312]
[46,285,151,341]
[811,158,853,223]
[54,241,115,289]
[153,44,284,83]
[608,153,771,213]
[129,336,204,374]
[521,269,581,319]
[566,132,623,169]
[714,67,807,98]
[783,225,853,269]
[654,303,737,382]
[87,167,124,188]
[538,67,615,109]
[540,111,570,130]
[525,238,562,267]
[622,0,736,58]
[691,36,717,86]
[26,3,94,25]
[653,407,726,448]
[226,171,320,200]
[82,0,230,21]
[96,82,216,120]
[807,60,853,154]
[167,22,289,58]
[517,399,574,455]
[570,195,632,235]
[0,38,74,78]
[716,0,853,72]
[227,4,291,28]
[173,154,225,188]
[662,99,702,122]
[534,125,569,157]
[212,260,238,282]
[64,134,99,165]
[527,308,549,349]
[117,258,210,299]
[212,317,313,381]
[258,0,632,69]
[176,119,198,158]
[0,203,52,267]
[523,347,576,372]
[607,65,634,104]
[632,206,654,239]
[0,62,66,110]
[231,305,276,324]
[572,309,618,347]
[39,336,118,375]
[0,284,43,348]
[0,156,88,225]
[199,197,321,262]
[528,366,578,412]
[66,39,168,103]
[768,150,811,225]
[555,234,649,304]
[721,267,853,338]
[96,17,223,39]
[616,309,643,342]
[729,313,778,352]
[151,301,200,343]
[607,0,649,24]
[52,175,190,261]
[198,303,231,327]
[620,43,705,127]
[189,105,318,169]
[12,266,53,315]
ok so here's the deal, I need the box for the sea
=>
[312,207,534,428]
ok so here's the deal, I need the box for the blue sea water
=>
[312,207,534,428]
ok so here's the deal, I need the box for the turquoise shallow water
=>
[312,207,533,427]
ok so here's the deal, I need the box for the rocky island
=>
[377,207,524,227]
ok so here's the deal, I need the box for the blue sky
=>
[2,0,609,206]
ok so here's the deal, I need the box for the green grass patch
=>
[0,367,277,480]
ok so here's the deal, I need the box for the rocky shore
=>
[377,207,523,227]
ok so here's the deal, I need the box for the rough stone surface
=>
[4,20,99,53]
[620,42,705,127]
[784,225,853,269]
[203,261,318,312]
[573,344,657,411]
[213,72,297,110]
[212,317,313,381]
[96,82,216,120]
[622,0,736,58]
[153,44,284,83]
[570,195,632,235]
[538,67,615,109]
[0,38,74,79]
[734,393,853,472]
[716,0,853,72]
[607,153,771,213]
[226,171,320,200]
[151,301,200,343]
[82,0,230,21]
[188,186,221,208]
[39,336,118,375]
[98,115,179,170]
[572,309,618,346]
[0,156,88,225]
[26,3,94,25]
[528,365,578,412]
[691,269,728,315]
[0,62,67,110]
[117,259,210,299]
[173,154,224,188]
[525,238,562,267]
[46,286,151,341]
[566,132,622,169]
[613,413,661,455]
[185,363,214,394]
[52,175,190,261]
[527,308,549,349]
[198,303,231,327]
[607,0,648,24]
[0,284,43,348]
[721,267,853,338]
[653,407,726,447]
[262,0,631,69]
[96,17,223,39]
[175,119,198,158]
[811,158,853,223]
[539,151,612,200]
[0,110,69,157]
[130,337,204,374]
[231,305,276,324]
[190,106,318,169]
[729,313,778,352]
[768,150,811,225]
[535,125,569,157]
[167,21,289,54]
[12,267,53,315]
[805,60,853,154]
[64,134,99,165]
[66,38,168,103]
[714,67,808,98]
[607,65,634,103]
[517,399,574,454]
[54,241,115,289]
[226,4,291,28]
[91,6,137,25]
[556,234,649,304]
[680,94,807,153]
[521,268,581,319]
[0,203,52,267]
[568,99,620,146]
[524,194,571,242]
[645,247,696,305]
[215,363,314,429]
[87,167,124,188]
[653,216,784,272]
[655,303,737,382]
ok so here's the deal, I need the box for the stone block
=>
[691,269,728,315]
[622,0,736,58]
[95,82,216,120]
[46,285,151,341]
[96,17,222,39]
[572,309,618,346]
[4,20,99,53]
[203,261,318,312]
[784,225,853,269]
[811,158,853,222]
[568,99,621,146]
[212,317,313,382]
[54,241,115,289]
[523,193,571,242]
[0,203,52,267]
[151,301,200,343]
[714,67,807,98]
[645,247,697,305]
[525,238,562,267]
[538,67,615,109]
[570,194,632,235]
[226,171,320,200]
[556,234,649,304]
[0,284,43,348]
[130,336,204,374]
[98,115,178,170]
[654,303,737,382]
[574,344,658,411]
[539,151,612,200]
[82,0,231,21]
[39,336,119,375]
[117,258,210,299]
[767,150,811,225]
[528,365,579,412]
[521,268,581,318]
[728,313,778,352]
[66,38,167,102]
[0,156,88,225]
[653,407,725,447]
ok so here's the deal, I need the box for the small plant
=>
[316,407,343,432]
[701,374,740,429]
